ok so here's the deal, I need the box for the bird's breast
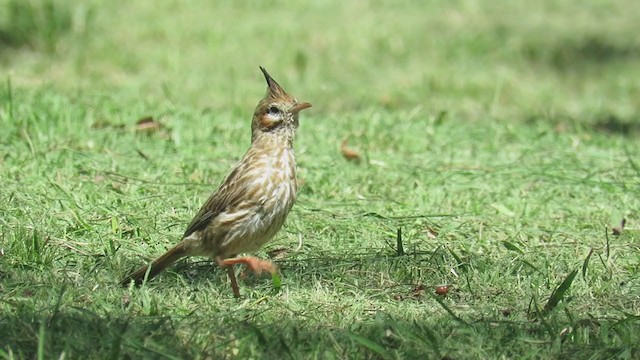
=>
[215,147,297,256]
[247,146,297,196]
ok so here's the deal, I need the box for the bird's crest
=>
[260,66,288,98]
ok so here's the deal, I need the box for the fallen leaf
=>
[425,226,438,239]
[341,137,361,162]
[136,116,162,133]
[435,285,450,295]
[612,218,626,236]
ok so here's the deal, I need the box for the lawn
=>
[1,0,639,358]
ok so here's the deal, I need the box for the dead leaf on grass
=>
[135,116,163,133]
[435,285,450,296]
[612,218,626,236]
[341,137,361,162]
[425,226,438,239]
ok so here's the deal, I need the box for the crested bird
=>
[120,67,311,297]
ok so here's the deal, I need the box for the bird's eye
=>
[268,106,280,116]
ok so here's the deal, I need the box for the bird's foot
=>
[218,256,277,277]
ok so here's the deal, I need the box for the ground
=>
[1,0,639,358]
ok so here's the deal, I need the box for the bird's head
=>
[251,67,311,142]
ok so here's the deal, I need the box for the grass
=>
[1,0,639,358]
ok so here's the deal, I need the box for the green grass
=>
[1,0,639,358]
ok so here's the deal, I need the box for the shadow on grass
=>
[4,247,640,358]
[0,0,75,58]
[1,303,638,359]
[162,247,461,292]
[522,35,640,71]
[593,114,640,137]
[112,252,640,357]
[525,112,640,138]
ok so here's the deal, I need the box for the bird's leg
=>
[219,256,277,277]
[226,266,241,298]
[216,256,241,298]
[216,256,277,298]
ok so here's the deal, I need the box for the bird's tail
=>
[120,242,191,287]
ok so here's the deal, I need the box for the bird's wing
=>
[182,162,250,238]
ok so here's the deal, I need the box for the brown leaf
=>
[135,116,162,133]
[425,226,438,239]
[341,137,361,162]
[612,218,626,236]
[435,285,450,296]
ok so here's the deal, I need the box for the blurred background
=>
[1,0,639,125]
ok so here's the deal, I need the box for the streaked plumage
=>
[120,67,311,297]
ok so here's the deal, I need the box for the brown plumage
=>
[120,67,311,297]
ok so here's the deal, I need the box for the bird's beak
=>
[290,102,312,114]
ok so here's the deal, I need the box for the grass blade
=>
[432,295,469,325]
[624,145,640,176]
[544,270,578,313]
[502,240,524,254]
[271,272,282,292]
[582,248,594,278]
[344,332,389,358]
[396,227,405,256]
[37,320,46,360]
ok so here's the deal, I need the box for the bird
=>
[120,66,311,297]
